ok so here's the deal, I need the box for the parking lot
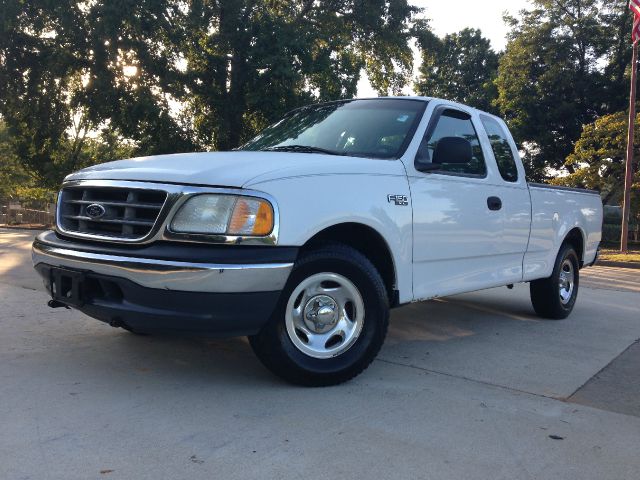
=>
[1,228,639,479]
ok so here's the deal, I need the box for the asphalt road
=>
[1,228,639,480]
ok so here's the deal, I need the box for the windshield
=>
[241,99,427,159]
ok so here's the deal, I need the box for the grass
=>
[600,247,640,263]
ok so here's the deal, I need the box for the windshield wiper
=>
[263,145,344,156]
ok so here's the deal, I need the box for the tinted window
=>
[242,99,427,159]
[423,109,486,176]
[481,115,518,182]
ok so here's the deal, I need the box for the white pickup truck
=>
[33,97,602,386]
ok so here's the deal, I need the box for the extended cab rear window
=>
[480,115,519,182]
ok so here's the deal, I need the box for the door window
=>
[422,109,486,176]
[480,115,519,182]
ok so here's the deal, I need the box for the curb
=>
[596,260,640,270]
[0,225,49,231]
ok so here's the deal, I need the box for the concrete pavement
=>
[0,228,40,290]
[1,229,639,479]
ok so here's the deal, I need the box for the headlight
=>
[170,194,274,236]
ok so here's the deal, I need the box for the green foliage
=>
[414,27,499,113]
[551,111,639,217]
[0,119,133,200]
[600,1,635,114]
[1,1,85,188]
[0,0,418,186]
[0,0,195,188]
[11,186,57,206]
[495,0,632,181]
[0,121,33,199]
[173,0,418,150]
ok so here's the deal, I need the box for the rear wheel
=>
[249,244,389,386]
[530,243,580,319]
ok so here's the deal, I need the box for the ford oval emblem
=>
[86,203,106,219]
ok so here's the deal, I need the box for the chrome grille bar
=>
[61,215,155,226]
[57,185,167,241]
[64,199,162,209]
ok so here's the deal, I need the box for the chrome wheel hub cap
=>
[285,272,365,359]
[303,295,339,333]
[558,259,575,305]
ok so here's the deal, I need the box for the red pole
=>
[621,41,637,253]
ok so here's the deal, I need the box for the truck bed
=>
[528,183,600,196]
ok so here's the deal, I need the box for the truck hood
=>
[66,151,406,187]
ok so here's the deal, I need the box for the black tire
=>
[530,243,580,319]
[249,244,389,386]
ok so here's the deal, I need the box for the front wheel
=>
[249,244,389,386]
[530,243,580,319]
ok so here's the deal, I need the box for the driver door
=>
[407,106,505,300]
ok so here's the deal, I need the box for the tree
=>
[0,0,195,188]
[1,0,419,186]
[552,111,639,214]
[81,0,197,155]
[415,28,499,113]
[600,0,635,114]
[0,121,32,200]
[171,0,419,150]
[0,0,88,188]
[495,0,627,181]
[0,117,135,202]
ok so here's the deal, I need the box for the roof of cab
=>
[292,95,503,123]
[365,95,498,119]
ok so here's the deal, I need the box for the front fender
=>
[249,173,414,303]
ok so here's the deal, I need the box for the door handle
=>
[487,196,502,211]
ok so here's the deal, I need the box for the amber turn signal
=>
[228,197,274,236]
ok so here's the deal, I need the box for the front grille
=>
[58,185,167,240]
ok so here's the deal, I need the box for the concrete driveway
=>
[1,228,639,480]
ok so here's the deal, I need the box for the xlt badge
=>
[387,194,409,206]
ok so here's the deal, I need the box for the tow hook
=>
[47,299,70,309]
[507,284,514,290]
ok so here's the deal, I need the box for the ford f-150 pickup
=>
[32,97,603,386]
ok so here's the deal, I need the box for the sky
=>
[357,0,531,97]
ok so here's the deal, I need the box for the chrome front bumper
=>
[32,240,294,293]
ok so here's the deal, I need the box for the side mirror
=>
[432,137,472,165]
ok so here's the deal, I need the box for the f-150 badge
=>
[387,194,409,206]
